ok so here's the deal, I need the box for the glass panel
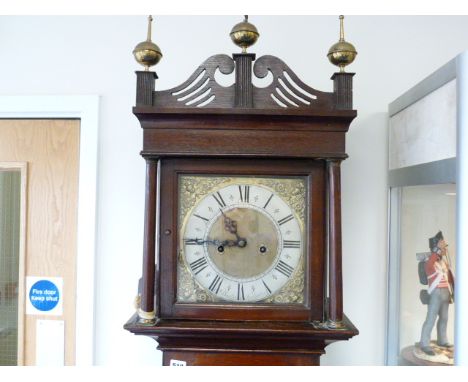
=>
[399,183,456,365]
[0,170,21,365]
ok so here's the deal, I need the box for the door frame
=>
[0,95,99,366]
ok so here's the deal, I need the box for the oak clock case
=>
[125,15,359,366]
[159,159,324,321]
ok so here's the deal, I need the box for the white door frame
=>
[0,95,99,366]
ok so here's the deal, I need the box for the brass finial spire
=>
[339,15,345,41]
[133,15,163,70]
[327,15,357,73]
[230,15,259,53]
[147,15,153,41]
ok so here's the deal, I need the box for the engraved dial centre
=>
[207,207,279,279]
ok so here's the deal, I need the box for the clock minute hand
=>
[186,236,247,249]
[192,238,225,246]
[188,238,236,247]
[205,238,246,248]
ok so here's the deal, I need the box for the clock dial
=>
[179,180,304,303]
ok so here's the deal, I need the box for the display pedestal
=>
[399,343,453,366]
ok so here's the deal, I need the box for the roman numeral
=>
[189,257,208,275]
[277,214,294,226]
[237,283,245,300]
[262,280,272,294]
[208,275,223,294]
[275,260,294,278]
[194,213,209,223]
[283,240,301,249]
[263,193,274,209]
[212,191,226,208]
[238,185,250,203]
[184,238,201,246]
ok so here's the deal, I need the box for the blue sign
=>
[29,280,60,312]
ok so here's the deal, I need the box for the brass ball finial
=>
[230,15,259,53]
[133,15,163,70]
[327,15,357,72]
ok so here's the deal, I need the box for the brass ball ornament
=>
[327,15,357,72]
[230,15,259,53]
[133,16,163,70]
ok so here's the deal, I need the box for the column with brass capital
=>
[139,159,158,323]
[132,16,162,323]
[327,159,345,329]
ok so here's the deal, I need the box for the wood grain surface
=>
[0,119,80,365]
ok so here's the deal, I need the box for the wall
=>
[1,15,468,365]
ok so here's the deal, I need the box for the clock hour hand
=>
[220,209,238,235]
[220,209,247,248]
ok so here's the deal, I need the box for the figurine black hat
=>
[429,231,444,251]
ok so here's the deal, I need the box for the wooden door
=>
[0,119,80,365]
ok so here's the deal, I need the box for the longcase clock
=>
[124,15,359,366]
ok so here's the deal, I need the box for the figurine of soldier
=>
[419,231,455,356]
